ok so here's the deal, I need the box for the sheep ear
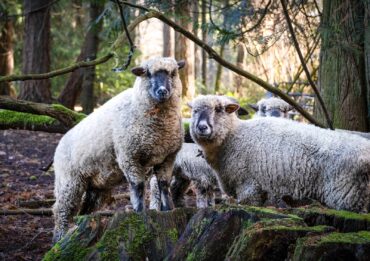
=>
[187,101,193,108]
[287,105,294,112]
[237,107,249,116]
[177,60,186,70]
[248,104,258,112]
[131,67,146,76]
[225,104,240,114]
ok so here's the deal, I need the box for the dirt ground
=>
[0,130,196,260]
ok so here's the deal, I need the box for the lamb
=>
[189,95,370,212]
[52,57,185,242]
[253,96,370,139]
[170,143,220,208]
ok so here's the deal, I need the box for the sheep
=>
[170,143,220,208]
[188,95,370,213]
[169,102,248,208]
[52,57,185,242]
[249,97,293,118]
[253,96,370,139]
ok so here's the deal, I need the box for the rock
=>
[43,205,370,261]
[293,231,370,261]
[284,205,370,232]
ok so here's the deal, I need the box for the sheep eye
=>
[261,106,266,113]
[193,109,198,114]
[171,70,176,77]
[147,70,151,78]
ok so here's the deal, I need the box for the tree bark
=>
[317,0,368,131]
[163,23,173,57]
[0,19,14,96]
[234,44,245,94]
[18,0,52,103]
[365,1,370,127]
[201,0,207,86]
[175,1,195,100]
[214,44,225,93]
[193,0,201,80]
[80,2,103,114]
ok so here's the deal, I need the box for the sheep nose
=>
[157,86,168,97]
[197,123,209,134]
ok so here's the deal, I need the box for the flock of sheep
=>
[52,57,370,243]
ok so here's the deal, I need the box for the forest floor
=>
[0,130,196,261]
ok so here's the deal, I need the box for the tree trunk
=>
[193,0,201,80]
[214,44,225,93]
[18,0,52,103]
[163,24,173,57]
[57,0,85,109]
[0,19,14,96]
[317,0,368,131]
[365,1,370,126]
[201,0,207,86]
[234,44,245,94]
[80,2,103,114]
[175,1,195,100]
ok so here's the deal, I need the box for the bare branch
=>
[281,0,333,129]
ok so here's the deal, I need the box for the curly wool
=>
[53,57,183,242]
[190,95,370,212]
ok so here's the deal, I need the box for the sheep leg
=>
[170,169,191,208]
[79,188,113,215]
[149,175,161,210]
[53,181,86,243]
[153,153,177,211]
[237,182,264,206]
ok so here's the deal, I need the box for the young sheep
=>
[253,96,370,139]
[170,143,219,208]
[52,57,185,242]
[189,95,370,213]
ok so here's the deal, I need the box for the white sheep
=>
[249,97,293,118]
[253,96,370,139]
[52,57,185,242]
[170,143,220,208]
[189,95,370,213]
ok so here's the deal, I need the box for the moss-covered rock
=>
[293,231,370,261]
[283,205,370,232]
[226,217,334,261]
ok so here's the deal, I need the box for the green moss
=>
[95,213,153,261]
[304,207,370,222]
[0,110,56,125]
[42,230,91,261]
[318,231,370,245]
[42,243,62,261]
[183,121,190,133]
[51,104,86,123]
[166,228,179,243]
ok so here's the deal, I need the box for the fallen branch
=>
[0,96,85,127]
[0,208,116,216]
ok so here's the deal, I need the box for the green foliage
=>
[0,110,56,125]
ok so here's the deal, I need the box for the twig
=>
[0,53,114,83]
[281,0,333,130]
[112,0,135,72]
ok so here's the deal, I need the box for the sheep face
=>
[250,97,293,118]
[131,58,185,103]
[189,95,239,145]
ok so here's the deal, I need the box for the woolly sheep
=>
[253,96,370,139]
[52,57,185,242]
[189,95,370,212]
[170,143,219,208]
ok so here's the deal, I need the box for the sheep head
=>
[249,97,293,118]
[131,57,185,103]
[188,95,239,146]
